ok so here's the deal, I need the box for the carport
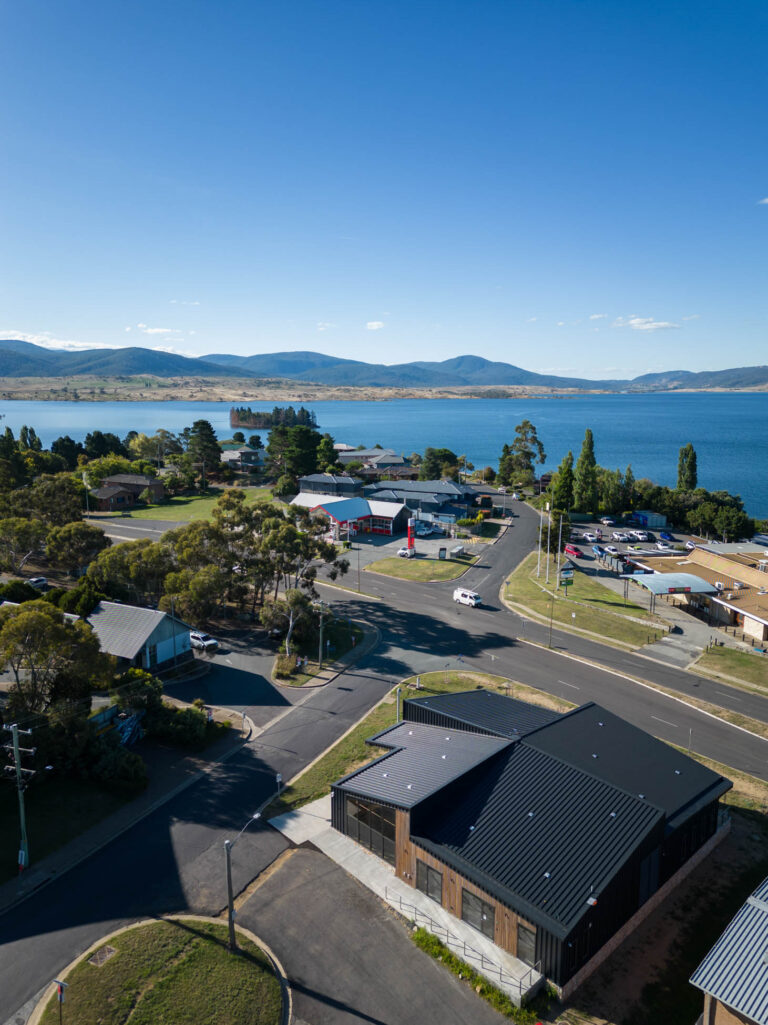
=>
[621,571,718,614]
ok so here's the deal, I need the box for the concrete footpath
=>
[0,713,252,917]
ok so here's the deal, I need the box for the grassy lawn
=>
[38,919,282,1025]
[123,486,274,521]
[0,778,128,885]
[694,645,768,690]
[505,552,663,647]
[365,553,477,581]
[269,671,570,817]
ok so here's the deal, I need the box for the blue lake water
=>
[0,393,766,517]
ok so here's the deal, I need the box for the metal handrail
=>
[385,887,541,997]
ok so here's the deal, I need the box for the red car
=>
[563,543,582,557]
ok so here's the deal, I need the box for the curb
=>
[0,717,253,918]
[269,619,380,690]
[26,915,292,1025]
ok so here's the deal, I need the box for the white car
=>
[453,588,481,607]
[497,486,507,494]
[397,546,415,558]
[631,530,648,541]
[27,576,48,590]
[685,540,697,551]
[190,631,219,652]
[655,542,671,552]
[611,531,630,542]
[583,532,597,543]
[604,545,619,555]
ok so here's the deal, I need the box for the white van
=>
[453,588,481,607]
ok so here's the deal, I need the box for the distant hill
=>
[0,340,253,379]
[0,340,766,392]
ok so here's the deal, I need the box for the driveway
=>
[238,847,505,1025]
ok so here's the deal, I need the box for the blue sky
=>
[1,0,766,379]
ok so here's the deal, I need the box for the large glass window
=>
[517,922,536,966]
[345,796,396,865]
[416,860,443,904]
[461,889,495,939]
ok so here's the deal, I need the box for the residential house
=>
[87,600,192,671]
[220,445,264,471]
[331,689,731,999]
[298,474,363,497]
[101,474,166,502]
[691,876,768,1025]
[90,484,136,512]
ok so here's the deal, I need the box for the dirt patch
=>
[563,808,768,1025]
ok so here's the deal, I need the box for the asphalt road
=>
[3,502,767,1022]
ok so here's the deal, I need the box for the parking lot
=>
[566,518,702,561]
[343,526,469,571]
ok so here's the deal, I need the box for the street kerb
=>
[26,915,292,1025]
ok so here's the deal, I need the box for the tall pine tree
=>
[550,451,574,511]
[573,428,598,513]
[677,443,698,491]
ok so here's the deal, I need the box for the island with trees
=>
[230,405,318,429]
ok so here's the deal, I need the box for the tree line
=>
[231,405,318,428]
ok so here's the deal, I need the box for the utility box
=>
[450,545,464,558]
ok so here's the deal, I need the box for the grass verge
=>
[274,621,364,686]
[693,646,768,691]
[268,671,571,817]
[0,778,128,886]
[124,486,274,521]
[365,553,477,581]
[505,553,663,647]
[412,928,554,1023]
[38,919,282,1025]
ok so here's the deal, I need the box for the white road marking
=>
[651,715,678,728]
[717,691,742,702]
[558,680,580,690]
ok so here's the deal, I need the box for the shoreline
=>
[0,375,766,403]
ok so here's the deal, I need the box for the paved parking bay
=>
[237,847,506,1025]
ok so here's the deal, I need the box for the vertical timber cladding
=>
[395,809,537,961]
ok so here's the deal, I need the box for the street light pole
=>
[224,772,283,953]
[317,602,327,668]
[3,723,36,872]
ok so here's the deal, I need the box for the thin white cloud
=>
[589,313,607,320]
[758,198,768,205]
[681,314,700,321]
[317,322,336,332]
[526,317,537,323]
[366,321,385,331]
[169,299,200,306]
[0,330,117,352]
[613,316,680,332]
[136,323,180,335]
[556,321,565,327]
[124,326,132,332]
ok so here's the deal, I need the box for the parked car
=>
[583,531,597,543]
[190,631,219,652]
[26,576,48,589]
[612,531,630,542]
[600,517,615,526]
[497,486,507,494]
[604,544,619,555]
[660,531,674,541]
[415,525,431,537]
[655,542,672,552]
[453,588,482,607]
[397,546,415,558]
[563,544,582,557]
[627,543,642,551]
[631,530,649,541]
[685,540,697,551]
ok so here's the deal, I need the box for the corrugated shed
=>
[413,744,663,936]
[404,689,560,739]
[524,703,731,827]
[313,497,371,522]
[691,877,768,1024]
[335,723,510,809]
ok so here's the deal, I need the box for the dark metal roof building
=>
[405,689,560,739]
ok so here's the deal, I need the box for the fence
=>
[385,887,542,1002]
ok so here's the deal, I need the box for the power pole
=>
[3,723,37,873]
[545,504,552,584]
[555,514,564,587]
[536,506,544,578]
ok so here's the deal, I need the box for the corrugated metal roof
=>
[290,493,347,509]
[313,497,371,522]
[405,690,560,739]
[524,704,731,827]
[336,722,510,809]
[414,743,663,936]
[633,572,719,595]
[367,500,407,518]
[87,601,175,660]
[691,877,768,1024]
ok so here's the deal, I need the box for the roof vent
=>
[586,896,598,907]
[469,825,475,831]
[407,784,413,790]
[639,793,645,799]
[528,811,534,818]
[610,811,617,818]
[543,871,551,879]
[592,753,598,759]
[408,730,413,735]
[715,581,724,591]
[382,772,388,778]
[598,721,604,727]
[441,754,447,760]
[674,769,681,775]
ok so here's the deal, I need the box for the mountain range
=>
[1,339,767,392]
